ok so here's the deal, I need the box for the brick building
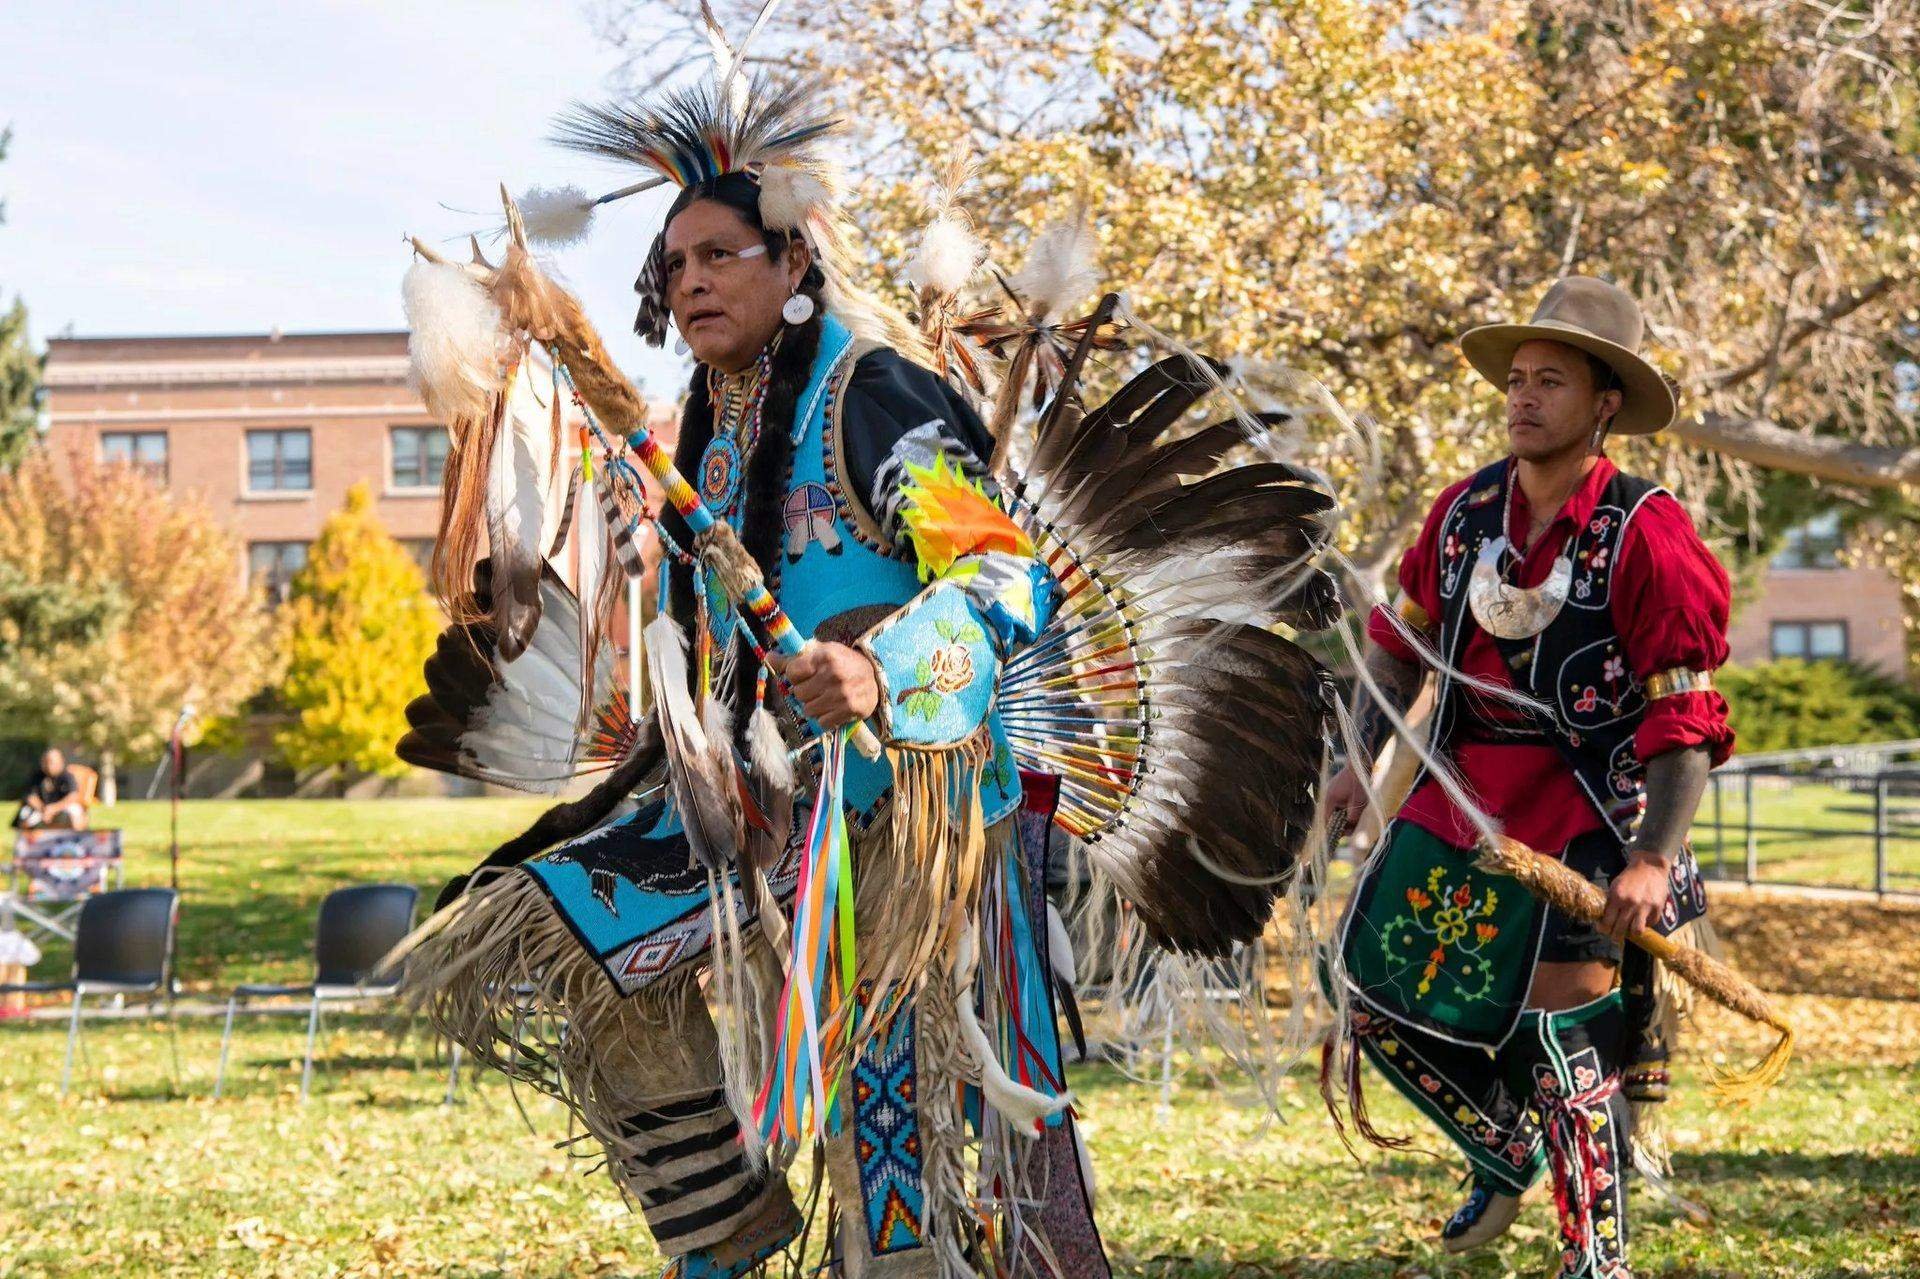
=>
[42,330,453,595]
[1726,510,1912,679]
[37,328,676,794]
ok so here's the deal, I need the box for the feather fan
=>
[998,353,1343,955]
[397,561,640,793]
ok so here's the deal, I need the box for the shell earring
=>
[782,291,816,325]
[673,329,690,357]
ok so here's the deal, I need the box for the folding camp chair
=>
[0,887,179,1095]
[212,883,417,1101]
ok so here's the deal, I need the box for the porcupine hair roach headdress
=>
[515,24,929,365]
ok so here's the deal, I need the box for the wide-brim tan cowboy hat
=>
[1459,276,1677,435]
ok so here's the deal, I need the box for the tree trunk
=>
[99,749,117,806]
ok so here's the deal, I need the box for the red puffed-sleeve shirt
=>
[1365,457,1735,852]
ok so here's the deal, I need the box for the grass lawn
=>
[1693,776,1920,892]
[3,798,1917,1277]
[19,797,550,990]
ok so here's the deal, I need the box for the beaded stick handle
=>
[604,401,884,759]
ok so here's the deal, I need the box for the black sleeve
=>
[839,349,995,509]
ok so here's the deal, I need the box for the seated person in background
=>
[14,749,88,831]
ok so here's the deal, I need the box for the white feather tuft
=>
[644,615,704,753]
[402,261,507,427]
[757,164,831,232]
[747,704,794,791]
[701,696,735,758]
[954,928,1071,1135]
[1010,212,1100,321]
[1045,901,1077,987]
[517,184,598,248]
[906,213,984,296]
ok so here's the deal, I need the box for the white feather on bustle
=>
[402,260,507,428]
[517,184,598,248]
[757,164,831,233]
[1010,212,1100,321]
[906,213,984,296]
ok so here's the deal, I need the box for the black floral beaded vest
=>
[1428,457,1666,845]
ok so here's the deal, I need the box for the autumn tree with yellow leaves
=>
[614,0,1920,595]
[0,450,280,799]
[275,483,440,780]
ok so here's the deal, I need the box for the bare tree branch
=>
[1697,274,1904,390]
[1673,413,1920,489]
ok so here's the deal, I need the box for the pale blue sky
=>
[2,1,688,394]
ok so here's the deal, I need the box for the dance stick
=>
[1475,834,1792,1100]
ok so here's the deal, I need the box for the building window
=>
[390,425,449,490]
[1771,620,1849,661]
[1771,510,1843,570]
[246,428,312,492]
[399,537,436,577]
[100,431,168,482]
[248,541,309,604]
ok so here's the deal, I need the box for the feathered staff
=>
[410,192,885,766]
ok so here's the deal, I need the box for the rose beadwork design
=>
[895,618,986,721]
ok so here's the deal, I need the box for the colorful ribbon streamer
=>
[755,727,859,1143]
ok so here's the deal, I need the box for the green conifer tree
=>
[276,484,439,778]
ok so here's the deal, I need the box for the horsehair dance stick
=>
[1475,834,1793,1101]
[556,357,883,760]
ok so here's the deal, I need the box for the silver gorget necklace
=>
[1467,465,1575,640]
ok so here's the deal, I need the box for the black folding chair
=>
[0,887,179,1096]
[212,883,417,1101]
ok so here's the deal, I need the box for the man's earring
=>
[782,291,816,325]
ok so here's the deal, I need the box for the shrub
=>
[1717,659,1920,755]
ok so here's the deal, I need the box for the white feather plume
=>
[906,213,984,296]
[486,364,556,663]
[402,260,507,428]
[747,704,794,792]
[517,184,599,248]
[573,470,609,723]
[757,164,831,233]
[1010,212,1100,321]
[1045,900,1077,987]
